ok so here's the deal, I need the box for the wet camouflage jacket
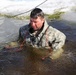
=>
[19,21,66,51]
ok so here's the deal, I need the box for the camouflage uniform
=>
[19,21,66,59]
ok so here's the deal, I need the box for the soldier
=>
[19,8,66,59]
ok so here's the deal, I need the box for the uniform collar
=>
[38,20,49,36]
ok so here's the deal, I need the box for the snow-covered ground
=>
[0,0,76,15]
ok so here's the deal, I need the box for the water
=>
[0,41,76,75]
[0,19,76,75]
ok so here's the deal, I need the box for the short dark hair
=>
[30,8,44,19]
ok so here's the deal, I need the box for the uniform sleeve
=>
[18,27,23,43]
[49,28,66,51]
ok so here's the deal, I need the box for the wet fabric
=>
[19,20,66,51]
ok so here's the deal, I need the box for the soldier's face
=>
[30,16,44,31]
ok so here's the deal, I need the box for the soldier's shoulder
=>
[20,24,29,30]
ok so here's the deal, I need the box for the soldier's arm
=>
[52,29,66,50]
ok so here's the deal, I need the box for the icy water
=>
[0,20,76,75]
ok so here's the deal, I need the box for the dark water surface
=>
[0,20,76,75]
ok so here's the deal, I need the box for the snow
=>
[0,0,76,15]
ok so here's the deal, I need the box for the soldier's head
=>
[30,8,45,31]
